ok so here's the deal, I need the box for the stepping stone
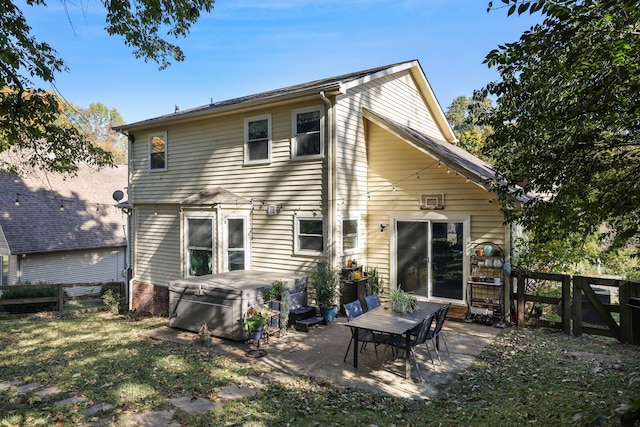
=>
[169,396,222,415]
[0,380,23,391]
[14,382,42,394]
[85,403,114,416]
[217,384,259,401]
[35,386,62,398]
[57,396,87,406]
[119,410,177,426]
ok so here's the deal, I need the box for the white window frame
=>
[291,105,324,160]
[294,216,325,256]
[341,216,360,255]
[244,114,272,165]
[148,131,168,171]
[223,215,250,272]
[184,213,215,278]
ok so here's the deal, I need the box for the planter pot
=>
[248,326,265,341]
[320,305,338,323]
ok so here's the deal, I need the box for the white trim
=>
[223,215,250,272]
[291,105,325,160]
[341,215,360,256]
[148,131,168,171]
[294,215,325,256]
[244,114,272,165]
[183,212,216,278]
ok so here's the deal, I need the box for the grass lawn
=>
[0,310,638,426]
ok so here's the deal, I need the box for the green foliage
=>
[264,280,285,301]
[0,285,56,300]
[311,264,340,307]
[481,0,640,250]
[365,266,383,295]
[101,289,121,314]
[389,286,418,313]
[445,95,493,160]
[1,0,214,175]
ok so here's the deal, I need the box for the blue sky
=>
[20,0,541,124]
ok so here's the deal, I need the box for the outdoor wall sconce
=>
[380,223,388,232]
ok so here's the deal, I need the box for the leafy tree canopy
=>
[0,0,215,175]
[446,95,493,160]
[480,0,640,249]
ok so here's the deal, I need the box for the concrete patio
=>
[143,313,502,401]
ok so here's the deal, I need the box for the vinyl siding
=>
[19,247,126,284]
[129,101,327,285]
[365,122,507,289]
[333,70,446,267]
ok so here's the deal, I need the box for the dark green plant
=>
[311,264,340,307]
[265,280,285,301]
[365,266,383,295]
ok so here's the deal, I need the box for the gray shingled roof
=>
[0,165,128,254]
[116,60,419,130]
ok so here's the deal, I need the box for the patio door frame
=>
[390,214,470,304]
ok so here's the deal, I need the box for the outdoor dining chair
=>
[364,293,381,312]
[342,299,386,363]
[379,311,437,380]
[426,303,452,364]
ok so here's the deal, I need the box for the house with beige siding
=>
[116,60,517,316]
[0,165,128,291]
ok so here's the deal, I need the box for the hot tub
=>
[168,270,308,340]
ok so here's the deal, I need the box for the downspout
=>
[320,91,335,268]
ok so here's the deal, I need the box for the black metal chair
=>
[426,303,452,364]
[380,311,438,380]
[343,299,386,362]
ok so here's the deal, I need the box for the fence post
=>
[562,275,571,335]
[572,276,583,336]
[57,284,65,312]
[517,273,525,326]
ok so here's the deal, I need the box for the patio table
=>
[345,301,442,379]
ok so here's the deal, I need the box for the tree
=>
[65,103,127,164]
[480,0,640,249]
[0,0,215,175]
[445,95,493,160]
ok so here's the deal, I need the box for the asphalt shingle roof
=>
[0,165,128,254]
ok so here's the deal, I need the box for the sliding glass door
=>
[396,220,464,301]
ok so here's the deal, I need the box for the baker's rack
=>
[466,242,506,328]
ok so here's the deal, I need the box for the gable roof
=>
[115,60,455,142]
[0,165,128,255]
[362,109,529,203]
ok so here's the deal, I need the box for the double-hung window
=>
[244,114,271,164]
[342,218,359,254]
[292,106,324,159]
[185,216,214,276]
[295,216,324,255]
[149,131,167,171]
[225,217,247,271]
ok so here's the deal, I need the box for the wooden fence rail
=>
[513,271,640,345]
[0,282,125,314]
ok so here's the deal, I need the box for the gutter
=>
[320,91,335,268]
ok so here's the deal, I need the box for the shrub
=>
[102,289,121,314]
[0,284,58,313]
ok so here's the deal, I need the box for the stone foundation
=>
[131,281,169,316]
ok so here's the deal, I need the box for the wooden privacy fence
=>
[0,282,125,315]
[512,271,640,345]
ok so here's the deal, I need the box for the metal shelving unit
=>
[466,242,506,328]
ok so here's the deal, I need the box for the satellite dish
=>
[112,190,124,202]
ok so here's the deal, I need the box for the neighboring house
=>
[115,59,521,316]
[0,165,128,292]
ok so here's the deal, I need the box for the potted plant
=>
[311,263,341,323]
[265,279,285,301]
[264,279,290,336]
[245,305,269,341]
[389,286,418,314]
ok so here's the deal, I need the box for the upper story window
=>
[342,218,359,254]
[295,216,325,255]
[149,131,167,171]
[292,106,324,159]
[244,114,271,164]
